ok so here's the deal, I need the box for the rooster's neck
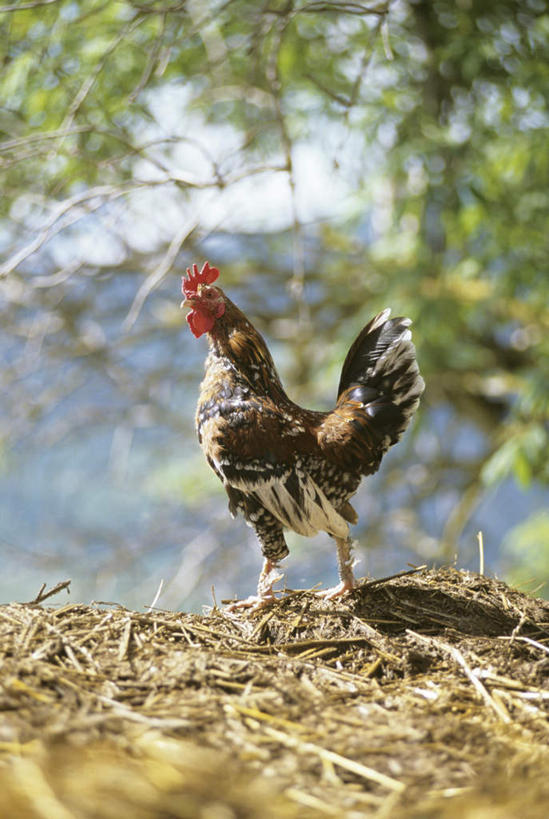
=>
[206,298,284,397]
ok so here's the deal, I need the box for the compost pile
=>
[0,567,548,818]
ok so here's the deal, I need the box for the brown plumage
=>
[183,262,425,608]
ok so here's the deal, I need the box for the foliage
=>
[503,511,549,596]
[0,0,548,601]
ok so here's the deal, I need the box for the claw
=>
[225,557,282,612]
[225,591,278,612]
[315,579,354,600]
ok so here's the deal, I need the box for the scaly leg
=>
[225,558,283,612]
[316,536,356,600]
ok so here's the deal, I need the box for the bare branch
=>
[123,215,199,331]
[128,13,168,101]
[57,17,148,144]
[0,184,146,278]
[0,0,61,10]
[28,580,71,605]
[263,12,309,326]
[299,2,388,14]
[0,126,92,153]
[31,260,84,289]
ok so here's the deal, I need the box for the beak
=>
[181,285,203,309]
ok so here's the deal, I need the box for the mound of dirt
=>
[0,567,547,818]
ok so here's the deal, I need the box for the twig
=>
[57,17,146,144]
[251,607,277,639]
[227,704,403,793]
[261,724,405,792]
[263,10,309,327]
[117,618,133,662]
[29,580,71,605]
[146,579,164,612]
[0,184,143,278]
[0,0,60,10]
[449,644,511,723]
[128,13,168,101]
[408,631,512,724]
[477,531,485,575]
[122,216,198,331]
[381,16,393,59]
[299,2,388,15]
[441,480,482,558]
[264,636,376,654]
[228,703,307,733]
[0,125,91,152]
[363,564,428,588]
[498,635,549,656]
[285,788,341,815]
[31,261,83,289]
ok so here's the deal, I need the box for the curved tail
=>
[334,309,425,463]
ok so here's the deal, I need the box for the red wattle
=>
[186,309,215,338]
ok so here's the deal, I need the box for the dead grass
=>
[0,566,548,818]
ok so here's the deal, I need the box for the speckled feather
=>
[192,291,424,564]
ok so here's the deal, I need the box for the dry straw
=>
[0,566,548,818]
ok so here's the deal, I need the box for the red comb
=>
[182,261,220,297]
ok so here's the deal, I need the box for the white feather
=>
[228,466,349,539]
[257,476,348,538]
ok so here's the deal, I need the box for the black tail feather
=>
[337,309,424,450]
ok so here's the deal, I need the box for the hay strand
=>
[0,566,547,818]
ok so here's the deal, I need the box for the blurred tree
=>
[0,0,547,602]
[503,511,549,597]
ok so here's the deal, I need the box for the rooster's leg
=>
[316,536,355,600]
[225,558,283,611]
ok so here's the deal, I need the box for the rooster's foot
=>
[317,536,356,600]
[315,580,354,600]
[225,592,277,612]
[226,558,284,612]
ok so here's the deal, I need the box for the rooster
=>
[182,261,424,608]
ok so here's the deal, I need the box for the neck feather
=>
[207,298,283,395]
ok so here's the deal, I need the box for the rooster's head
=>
[181,261,226,338]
